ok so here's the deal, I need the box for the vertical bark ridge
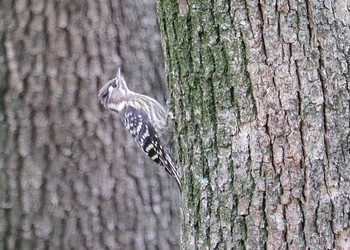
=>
[158,0,349,248]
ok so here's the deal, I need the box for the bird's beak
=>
[98,83,110,108]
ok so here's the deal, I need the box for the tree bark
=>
[157,0,349,248]
[0,0,179,249]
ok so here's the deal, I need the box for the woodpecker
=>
[98,69,181,190]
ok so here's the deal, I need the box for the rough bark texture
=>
[157,0,349,248]
[0,0,180,249]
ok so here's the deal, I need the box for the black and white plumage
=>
[98,69,181,190]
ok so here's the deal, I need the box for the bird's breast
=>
[108,101,127,113]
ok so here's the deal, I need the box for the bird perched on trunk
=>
[98,69,181,191]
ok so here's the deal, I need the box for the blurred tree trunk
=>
[157,0,349,248]
[0,0,179,249]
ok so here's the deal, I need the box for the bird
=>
[98,68,181,190]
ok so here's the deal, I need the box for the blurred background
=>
[0,0,180,249]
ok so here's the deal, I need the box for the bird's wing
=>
[121,106,181,190]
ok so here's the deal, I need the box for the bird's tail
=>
[163,154,181,192]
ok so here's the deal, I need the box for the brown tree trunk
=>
[157,0,349,248]
[0,0,179,249]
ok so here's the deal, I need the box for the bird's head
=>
[98,68,130,112]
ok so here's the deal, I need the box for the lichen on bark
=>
[157,0,350,248]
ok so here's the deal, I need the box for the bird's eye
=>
[112,83,117,88]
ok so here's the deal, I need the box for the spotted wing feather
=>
[121,106,181,189]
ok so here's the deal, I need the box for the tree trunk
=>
[0,0,179,249]
[157,0,349,248]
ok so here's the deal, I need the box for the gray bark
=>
[0,0,179,249]
[157,0,349,248]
